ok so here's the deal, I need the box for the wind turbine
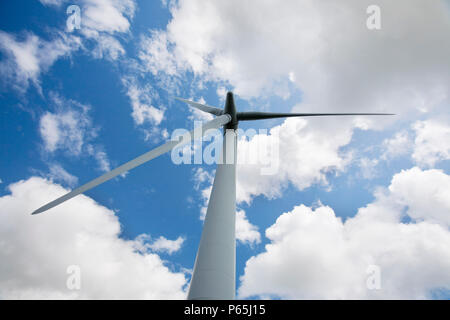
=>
[32,91,393,300]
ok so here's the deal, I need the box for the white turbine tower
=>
[32,92,393,299]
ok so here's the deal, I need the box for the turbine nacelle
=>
[224,92,238,130]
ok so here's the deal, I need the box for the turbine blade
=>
[175,97,224,116]
[237,112,395,121]
[32,114,232,215]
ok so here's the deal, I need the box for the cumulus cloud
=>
[139,0,450,122]
[76,0,135,60]
[95,150,111,172]
[39,93,111,172]
[381,130,412,160]
[239,167,450,299]
[47,163,79,187]
[380,118,450,169]
[82,0,135,34]
[236,118,352,204]
[358,157,379,180]
[139,30,180,77]
[0,31,80,91]
[40,108,93,155]
[3,0,135,91]
[136,235,186,255]
[90,34,126,60]
[412,119,450,167]
[87,146,111,172]
[122,77,165,126]
[380,118,450,167]
[386,167,450,227]
[0,177,187,299]
[138,0,450,207]
[192,167,213,191]
[39,0,135,35]
[236,210,261,246]
[39,0,66,6]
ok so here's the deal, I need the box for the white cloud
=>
[40,109,92,155]
[192,167,213,191]
[0,31,80,91]
[412,119,450,167]
[39,94,111,172]
[86,145,111,172]
[191,167,213,220]
[140,0,450,122]
[40,112,61,152]
[39,0,65,6]
[138,235,186,255]
[358,157,379,180]
[4,0,135,90]
[380,118,450,167]
[40,0,136,49]
[387,167,450,227]
[77,0,136,61]
[90,34,125,60]
[139,30,180,76]
[138,0,450,206]
[0,177,187,299]
[94,150,111,172]
[239,167,450,299]
[236,118,352,204]
[81,0,135,34]
[48,163,78,187]
[136,0,450,220]
[236,210,261,246]
[381,130,412,160]
[122,77,165,126]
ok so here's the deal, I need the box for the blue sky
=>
[0,0,449,299]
